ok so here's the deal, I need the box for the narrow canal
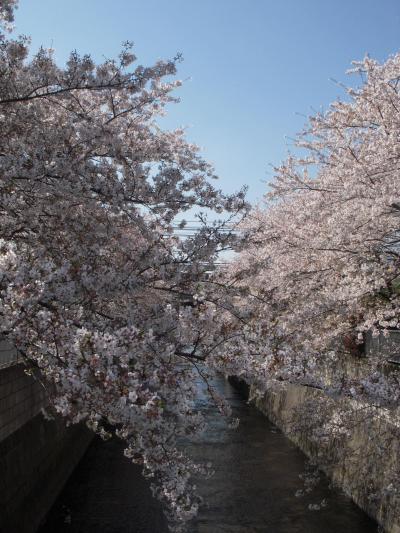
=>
[38,376,377,533]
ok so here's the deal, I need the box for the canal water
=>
[38,376,377,533]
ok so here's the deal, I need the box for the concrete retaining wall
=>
[0,363,46,442]
[0,363,92,533]
[252,382,400,533]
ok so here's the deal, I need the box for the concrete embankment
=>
[0,353,92,533]
[246,367,400,533]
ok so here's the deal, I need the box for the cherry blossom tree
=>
[0,1,247,528]
[211,55,400,516]
[222,53,400,407]
[215,52,400,515]
[0,0,16,28]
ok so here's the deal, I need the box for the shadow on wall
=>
[0,363,92,533]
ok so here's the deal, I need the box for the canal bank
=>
[252,379,399,533]
[246,331,400,533]
[39,375,377,533]
[0,352,92,533]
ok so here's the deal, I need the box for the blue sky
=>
[13,0,400,204]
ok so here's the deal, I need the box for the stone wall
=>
[0,363,92,533]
